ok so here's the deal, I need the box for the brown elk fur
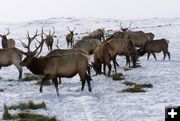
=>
[83,28,105,42]
[20,53,92,96]
[0,48,23,79]
[66,27,76,48]
[42,28,56,51]
[73,39,101,55]
[0,32,15,48]
[44,36,54,51]
[139,38,170,60]
[92,42,116,76]
[106,38,138,67]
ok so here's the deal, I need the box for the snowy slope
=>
[0,17,180,121]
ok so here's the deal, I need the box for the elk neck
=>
[27,57,44,75]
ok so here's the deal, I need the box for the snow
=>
[0,17,180,121]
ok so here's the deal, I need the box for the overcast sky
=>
[0,0,180,22]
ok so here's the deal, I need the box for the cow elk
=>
[42,27,56,51]
[66,27,75,47]
[73,39,101,54]
[0,47,23,79]
[82,28,105,42]
[47,44,91,82]
[0,29,15,48]
[138,38,170,60]
[92,42,117,76]
[20,31,92,96]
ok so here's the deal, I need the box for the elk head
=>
[0,28,10,39]
[67,27,76,35]
[119,22,132,32]
[20,30,43,66]
[42,27,57,38]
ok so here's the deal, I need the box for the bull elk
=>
[66,27,75,47]
[0,29,15,48]
[20,31,92,96]
[119,22,132,32]
[42,27,56,51]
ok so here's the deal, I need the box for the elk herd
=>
[0,23,170,96]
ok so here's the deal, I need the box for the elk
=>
[138,38,170,60]
[0,29,15,48]
[66,27,75,47]
[73,39,101,54]
[42,27,56,51]
[0,47,23,79]
[46,45,91,83]
[92,42,117,76]
[20,32,92,96]
[106,38,138,68]
[82,28,105,42]
[145,32,155,40]
[119,22,132,32]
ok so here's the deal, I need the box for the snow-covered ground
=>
[0,17,180,121]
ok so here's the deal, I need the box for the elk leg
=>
[87,65,91,77]
[147,53,150,60]
[113,56,119,66]
[81,80,86,91]
[113,59,117,73]
[53,77,59,96]
[107,63,112,77]
[47,45,49,51]
[126,56,130,67]
[58,76,61,84]
[40,74,52,93]
[132,56,137,67]
[103,64,106,75]
[152,53,157,60]
[167,51,170,60]
[163,51,166,60]
[86,73,92,92]
[15,64,22,79]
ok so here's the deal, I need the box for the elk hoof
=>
[39,88,43,93]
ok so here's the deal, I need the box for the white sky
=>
[0,0,180,22]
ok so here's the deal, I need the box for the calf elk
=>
[0,29,15,48]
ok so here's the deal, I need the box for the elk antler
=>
[21,30,40,53]
[51,27,55,35]
[119,22,132,32]
[5,28,10,36]
[34,38,45,57]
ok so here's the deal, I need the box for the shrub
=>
[120,86,146,93]
[2,104,12,120]
[23,73,43,81]
[9,101,46,110]
[110,73,125,81]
